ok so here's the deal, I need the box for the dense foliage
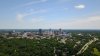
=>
[0,37,100,56]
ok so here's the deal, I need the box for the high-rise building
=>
[38,29,43,36]
[59,28,63,34]
[48,29,54,35]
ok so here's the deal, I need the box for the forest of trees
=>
[0,36,100,56]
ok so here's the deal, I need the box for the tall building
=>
[38,29,43,36]
[48,29,54,35]
[59,28,63,34]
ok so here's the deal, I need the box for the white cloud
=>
[64,8,68,11]
[21,0,47,7]
[30,17,44,23]
[16,9,47,22]
[41,0,48,2]
[8,15,100,29]
[43,15,100,29]
[58,0,70,2]
[16,13,24,22]
[12,0,48,9]
[75,4,85,9]
[22,0,47,6]
[68,16,100,27]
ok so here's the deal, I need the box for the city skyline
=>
[0,0,100,29]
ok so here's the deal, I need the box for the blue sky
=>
[0,0,100,29]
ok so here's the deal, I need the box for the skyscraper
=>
[38,29,42,36]
[59,28,63,34]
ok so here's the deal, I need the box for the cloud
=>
[56,0,72,4]
[58,0,70,2]
[68,16,100,27]
[23,0,47,6]
[44,15,100,29]
[11,15,100,29]
[64,8,68,11]
[12,0,48,9]
[75,4,85,9]
[30,17,44,23]
[16,9,47,22]
[16,13,24,22]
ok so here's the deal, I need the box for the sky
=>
[0,0,100,29]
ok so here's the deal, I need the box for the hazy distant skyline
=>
[0,0,100,29]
